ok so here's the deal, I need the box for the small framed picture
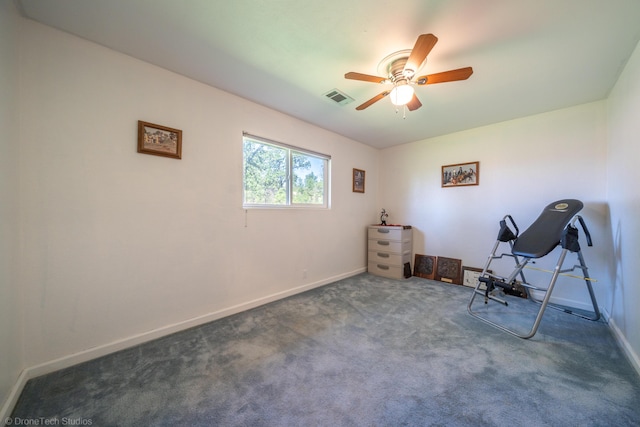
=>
[435,256,462,285]
[442,161,479,187]
[462,266,485,288]
[414,254,437,279]
[138,120,182,159]
[353,168,365,193]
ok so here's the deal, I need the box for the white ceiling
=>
[17,0,640,149]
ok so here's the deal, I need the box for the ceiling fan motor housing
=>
[387,56,420,83]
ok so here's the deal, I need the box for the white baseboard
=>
[607,315,640,377]
[0,268,366,420]
[0,369,29,424]
[529,290,599,312]
[529,292,640,376]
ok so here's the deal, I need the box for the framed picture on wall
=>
[442,161,479,187]
[138,120,182,159]
[353,168,365,193]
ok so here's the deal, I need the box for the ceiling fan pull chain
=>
[393,105,407,119]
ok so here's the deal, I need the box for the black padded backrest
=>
[512,199,583,259]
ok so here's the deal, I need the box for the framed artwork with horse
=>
[442,161,479,187]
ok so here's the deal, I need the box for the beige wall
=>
[606,39,640,370]
[379,101,610,310]
[0,0,24,416]
[17,19,379,369]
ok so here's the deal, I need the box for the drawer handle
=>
[377,240,390,246]
[377,229,390,234]
[377,253,390,258]
[377,264,389,270]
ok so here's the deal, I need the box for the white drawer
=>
[368,250,411,266]
[367,227,410,242]
[368,261,410,280]
[368,238,411,254]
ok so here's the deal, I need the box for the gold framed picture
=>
[353,168,365,193]
[442,161,478,187]
[138,120,182,159]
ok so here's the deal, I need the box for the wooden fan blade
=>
[406,94,422,111]
[356,91,390,110]
[405,34,438,75]
[416,67,473,85]
[345,72,388,84]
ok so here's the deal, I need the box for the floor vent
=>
[323,89,354,106]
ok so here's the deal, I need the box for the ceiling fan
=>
[345,33,473,111]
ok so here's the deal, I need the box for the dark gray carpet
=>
[9,273,640,426]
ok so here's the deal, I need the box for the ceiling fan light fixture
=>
[389,84,414,106]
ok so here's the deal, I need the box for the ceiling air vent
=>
[323,89,354,106]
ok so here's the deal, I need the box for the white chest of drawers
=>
[367,225,413,279]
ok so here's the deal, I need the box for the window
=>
[243,133,330,208]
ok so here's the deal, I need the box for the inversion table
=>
[467,199,600,339]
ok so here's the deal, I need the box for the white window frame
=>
[242,133,331,209]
